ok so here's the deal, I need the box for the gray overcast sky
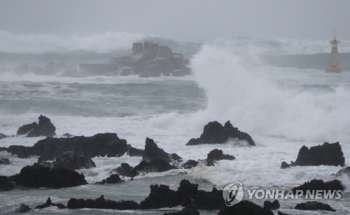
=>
[0,0,349,42]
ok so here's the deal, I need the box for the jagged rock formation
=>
[39,152,96,170]
[206,149,235,162]
[16,115,56,137]
[5,133,128,160]
[17,122,38,135]
[96,174,124,185]
[35,197,66,209]
[281,142,345,168]
[186,121,255,146]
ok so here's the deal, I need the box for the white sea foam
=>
[190,39,350,143]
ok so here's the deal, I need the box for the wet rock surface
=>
[26,115,56,137]
[8,163,87,189]
[17,122,38,135]
[67,195,140,210]
[206,149,235,162]
[186,121,255,146]
[96,174,124,184]
[15,204,31,213]
[49,153,96,170]
[35,197,66,209]
[291,179,344,193]
[0,176,15,191]
[264,200,280,210]
[218,200,273,215]
[6,133,128,160]
[282,142,345,167]
[143,137,171,162]
[295,201,336,212]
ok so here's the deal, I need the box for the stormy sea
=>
[0,31,350,214]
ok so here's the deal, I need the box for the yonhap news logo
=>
[223,182,342,206]
[222,182,244,206]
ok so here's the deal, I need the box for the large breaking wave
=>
[191,38,350,143]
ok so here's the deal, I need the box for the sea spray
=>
[190,39,350,143]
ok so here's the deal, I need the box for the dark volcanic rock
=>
[6,145,34,158]
[218,200,274,215]
[186,121,255,146]
[291,179,344,194]
[8,163,87,189]
[0,133,7,140]
[163,207,200,215]
[97,174,123,184]
[170,153,183,162]
[264,200,280,210]
[116,163,133,177]
[294,142,345,167]
[295,201,336,212]
[0,176,15,191]
[62,133,73,137]
[193,187,224,210]
[176,180,199,207]
[280,161,290,169]
[17,122,38,135]
[181,160,199,169]
[35,197,66,209]
[143,138,171,162]
[67,195,140,210]
[0,158,10,165]
[15,204,31,213]
[126,145,144,157]
[49,153,96,170]
[141,180,224,210]
[129,159,175,177]
[27,115,56,137]
[206,149,235,162]
[6,133,128,160]
[334,166,350,178]
[277,211,288,215]
[140,184,178,209]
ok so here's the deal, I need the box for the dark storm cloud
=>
[0,0,349,41]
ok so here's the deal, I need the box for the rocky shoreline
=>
[0,115,348,214]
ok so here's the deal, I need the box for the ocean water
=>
[0,32,350,214]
